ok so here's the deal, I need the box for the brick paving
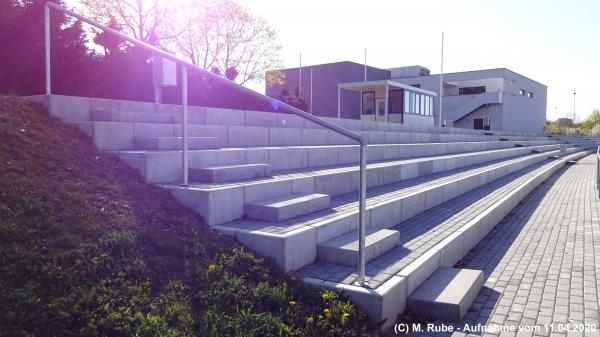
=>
[415,154,600,337]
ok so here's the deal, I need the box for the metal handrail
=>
[596,145,599,197]
[44,2,370,285]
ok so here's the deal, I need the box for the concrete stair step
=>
[91,110,177,124]
[189,163,270,183]
[407,267,484,322]
[245,193,330,222]
[133,136,220,150]
[317,228,400,266]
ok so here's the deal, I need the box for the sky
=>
[240,0,600,122]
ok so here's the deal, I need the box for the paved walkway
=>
[416,154,600,337]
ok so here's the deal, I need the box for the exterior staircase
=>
[29,94,599,330]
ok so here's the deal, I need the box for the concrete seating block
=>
[397,249,441,294]
[401,192,426,221]
[314,214,353,243]
[245,193,330,222]
[268,147,308,171]
[90,122,134,150]
[133,136,219,150]
[227,126,269,147]
[292,176,315,195]
[338,146,360,165]
[244,179,293,203]
[378,165,403,186]
[236,226,317,272]
[384,132,400,144]
[277,113,304,128]
[407,267,484,322]
[368,131,386,144]
[268,127,301,146]
[244,148,269,164]
[245,110,277,127]
[307,147,339,167]
[177,125,228,147]
[206,107,245,126]
[327,130,354,145]
[301,129,328,146]
[133,123,175,137]
[47,94,91,122]
[367,146,383,162]
[315,171,359,196]
[317,228,400,265]
[437,232,465,267]
[189,163,270,183]
[369,199,403,228]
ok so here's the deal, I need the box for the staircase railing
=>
[596,145,599,197]
[44,2,371,286]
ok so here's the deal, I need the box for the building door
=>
[474,118,484,130]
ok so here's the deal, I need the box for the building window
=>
[362,92,375,115]
[527,92,534,98]
[404,91,410,113]
[519,89,525,96]
[389,90,403,114]
[376,98,385,116]
[459,86,486,95]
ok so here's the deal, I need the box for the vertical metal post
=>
[337,86,341,118]
[181,66,189,185]
[310,68,313,114]
[439,31,444,127]
[357,142,367,285]
[44,5,51,95]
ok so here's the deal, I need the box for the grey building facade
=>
[267,62,547,134]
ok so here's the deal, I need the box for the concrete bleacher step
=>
[407,267,484,322]
[91,110,177,123]
[245,193,330,222]
[134,136,220,150]
[317,228,400,265]
[189,163,270,183]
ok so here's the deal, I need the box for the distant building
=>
[266,62,547,133]
[557,118,573,126]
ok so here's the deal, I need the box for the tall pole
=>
[439,32,444,127]
[573,92,576,123]
[310,68,313,114]
[364,48,367,82]
[299,52,302,95]
[181,66,189,185]
[45,5,51,95]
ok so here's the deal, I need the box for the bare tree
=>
[79,0,170,45]
[168,0,283,84]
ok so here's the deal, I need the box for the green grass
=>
[0,96,381,337]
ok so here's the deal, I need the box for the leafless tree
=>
[167,0,283,84]
[79,0,170,45]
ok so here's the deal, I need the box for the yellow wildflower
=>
[321,292,332,300]
[289,300,296,305]
[341,312,350,324]
[207,264,216,271]
[306,316,314,324]
[323,308,332,318]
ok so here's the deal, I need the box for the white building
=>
[390,66,547,134]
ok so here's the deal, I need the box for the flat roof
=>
[397,68,547,87]
[339,80,437,96]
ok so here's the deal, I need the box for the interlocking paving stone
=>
[407,154,599,336]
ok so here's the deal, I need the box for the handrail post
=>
[181,66,189,185]
[357,142,368,285]
[44,4,51,95]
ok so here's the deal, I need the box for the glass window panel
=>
[362,92,375,115]
[404,91,410,113]
[389,90,403,114]
[412,93,417,114]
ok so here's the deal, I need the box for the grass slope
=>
[0,96,381,337]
